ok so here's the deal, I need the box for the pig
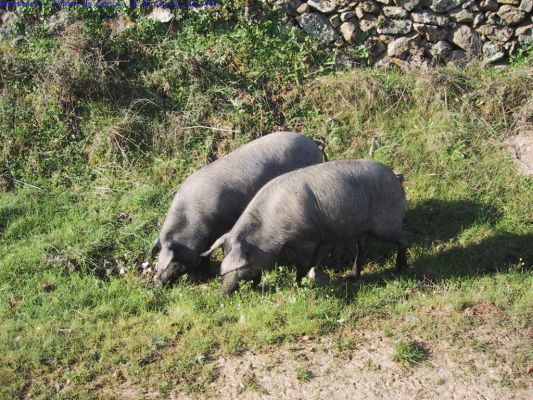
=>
[151,131,326,284]
[202,159,408,295]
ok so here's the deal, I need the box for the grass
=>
[1,3,533,398]
[392,340,427,366]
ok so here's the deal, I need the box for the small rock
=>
[296,13,339,44]
[146,7,174,23]
[46,11,75,33]
[430,40,454,58]
[515,24,533,36]
[411,11,449,26]
[473,13,485,27]
[448,49,468,66]
[329,14,341,28]
[449,24,483,53]
[359,14,379,31]
[497,5,526,25]
[287,0,304,16]
[414,23,448,41]
[365,36,387,58]
[449,8,474,22]
[496,0,520,4]
[340,21,358,42]
[296,3,310,13]
[119,268,126,275]
[394,0,420,11]
[11,36,27,48]
[519,0,533,12]
[377,19,413,34]
[429,0,467,13]
[360,1,381,14]
[306,267,330,286]
[507,133,533,176]
[383,6,409,18]
[308,0,338,13]
[483,41,506,62]
[477,24,514,41]
[480,0,499,10]
[341,11,356,21]
[387,35,415,57]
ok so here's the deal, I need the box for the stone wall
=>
[267,0,533,67]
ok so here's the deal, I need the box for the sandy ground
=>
[199,337,532,400]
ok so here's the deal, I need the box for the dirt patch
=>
[507,132,533,177]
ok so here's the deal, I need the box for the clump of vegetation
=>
[0,2,532,398]
[392,340,428,366]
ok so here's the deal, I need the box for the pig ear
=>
[220,241,248,275]
[150,237,161,259]
[200,234,227,257]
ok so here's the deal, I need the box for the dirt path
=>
[195,335,532,400]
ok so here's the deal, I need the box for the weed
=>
[392,340,428,366]
[296,368,313,382]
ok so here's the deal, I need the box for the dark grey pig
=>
[202,159,408,295]
[151,132,325,284]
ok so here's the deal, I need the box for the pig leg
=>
[351,235,369,279]
[371,228,409,270]
[294,241,320,283]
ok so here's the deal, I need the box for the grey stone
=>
[11,36,27,48]
[355,6,366,19]
[518,33,533,43]
[411,11,449,26]
[340,21,359,42]
[1,11,16,25]
[503,40,518,54]
[430,40,454,58]
[473,13,485,27]
[485,11,499,24]
[383,6,409,18]
[377,18,413,34]
[515,24,533,36]
[286,0,304,16]
[296,13,340,43]
[340,21,357,43]
[359,14,379,31]
[519,0,533,12]
[463,0,480,11]
[497,5,526,25]
[449,24,482,53]
[477,24,514,41]
[449,8,474,22]
[340,11,356,21]
[329,14,342,27]
[387,35,415,57]
[360,1,381,13]
[365,37,387,58]
[448,49,468,66]
[483,42,506,62]
[0,11,17,38]
[506,133,533,177]
[308,0,338,13]
[146,7,174,23]
[480,0,499,10]
[496,0,519,4]
[394,0,420,10]
[296,3,310,13]
[375,0,392,4]
[46,11,76,33]
[429,0,466,13]
[414,23,448,41]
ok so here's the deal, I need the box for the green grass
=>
[392,340,428,366]
[1,3,533,398]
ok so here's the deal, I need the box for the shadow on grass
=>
[322,199,530,300]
